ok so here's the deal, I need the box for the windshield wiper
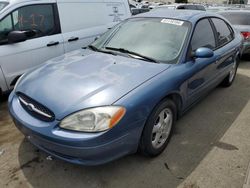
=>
[87,45,117,56]
[105,47,159,63]
[87,45,99,51]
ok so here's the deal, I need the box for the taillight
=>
[241,32,250,40]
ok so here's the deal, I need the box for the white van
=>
[0,0,131,94]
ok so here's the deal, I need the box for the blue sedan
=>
[9,10,242,165]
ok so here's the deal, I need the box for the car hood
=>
[16,49,170,120]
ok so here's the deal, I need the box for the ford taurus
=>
[9,10,242,165]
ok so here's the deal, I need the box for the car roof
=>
[134,9,220,22]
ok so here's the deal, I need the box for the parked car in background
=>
[129,0,139,8]
[156,4,206,11]
[141,4,150,9]
[206,6,231,12]
[131,7,150,15]
[9,10,242,165]
[206,4,244,13]
[0,0,131,96]
[219,11,250,56]
[245,5,250,10]
[148,2,165,9]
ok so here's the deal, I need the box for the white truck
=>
[0,0,131,95]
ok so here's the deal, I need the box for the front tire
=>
[139,99,177,157]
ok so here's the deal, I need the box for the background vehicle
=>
[9,10,242,165]
[156,4,206,11]
[148,2,165,9]
[219,11,250,57]
[206,6,231,12]
[0,0,131,95]
[206,5,241,12]
[131,7,150,15]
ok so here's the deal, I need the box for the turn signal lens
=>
[109,107,126,128]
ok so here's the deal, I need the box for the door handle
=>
[47,41,59,47]
[68,37,79,42]
[215,56,221,64]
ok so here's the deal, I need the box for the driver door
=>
[0,3,64,90]
[186,18,218,106]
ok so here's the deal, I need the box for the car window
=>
[0,4,59,45]
[191,19,216,51]
[130,4,136,8]
[0,15,12,43]
[13,5,56,35]
[187,5,197,10]
[177,5,185,9]
[178,5,197,10]
[211,18,234,47]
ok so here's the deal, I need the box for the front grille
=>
[17,92,55,122]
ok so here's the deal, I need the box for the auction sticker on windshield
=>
[161,19,184,26]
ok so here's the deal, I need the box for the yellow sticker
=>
[161,19,184,26]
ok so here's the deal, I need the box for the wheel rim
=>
[151,108,173,149]
[229,59,237,83]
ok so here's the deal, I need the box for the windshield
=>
[0,2,8,11]
[220,13,250,25]
[92,18,190,63]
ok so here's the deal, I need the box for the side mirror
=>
[8,31,27,43]
[193,47,214,58]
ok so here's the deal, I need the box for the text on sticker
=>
[161,19,184,26]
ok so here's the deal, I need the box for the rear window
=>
[177,5,204,10]
[220,13,250,25]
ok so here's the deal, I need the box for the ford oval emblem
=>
[26,103,35,112]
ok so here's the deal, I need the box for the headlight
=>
[60,106,126,132]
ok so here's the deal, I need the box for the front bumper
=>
[9,92,145,165]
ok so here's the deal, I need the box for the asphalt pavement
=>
[0,59,250,188]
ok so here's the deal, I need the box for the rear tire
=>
[139,99,177,157]
[220,56,239,87]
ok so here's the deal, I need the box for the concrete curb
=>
[178,100,250,188]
